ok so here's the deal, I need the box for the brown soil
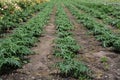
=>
[1,4,120,80]
[63,5,107,53]
[63,5,120,80]
[1,6,58,80]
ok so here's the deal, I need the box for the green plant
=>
[0,2,53,72]
[54,4,91,80]
[66,3,120,52]
[56,59,91,79]
[0,2,47,35]
[72,1,120,27]
[100,56,108,63]
[0,56,21,71]
[57,31,72,37]
[113,39,120,51]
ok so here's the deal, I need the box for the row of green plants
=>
[71,1,120,29]
[75,0,120,19]
[65,4,120,52]
[91,3,120,19]
[54,4,91,80]
[0,2,47,35]
[0,2,53,73]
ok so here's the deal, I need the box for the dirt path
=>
[1,6,57,80]
[63,5,120,80]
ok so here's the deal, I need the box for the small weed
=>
[100,56,108,63]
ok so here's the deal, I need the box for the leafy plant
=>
[73,2,120,27]
[0,56,21,71]
[54,4,91,80]
[66,4,120,52]
[100,56,108,63]
[0,2,53,72]
[0,2,47,35]
[56,59,91,79]
[113,39,120,51]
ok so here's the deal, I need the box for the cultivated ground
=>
[0,0,120,80]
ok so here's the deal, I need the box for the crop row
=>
[0,3,46,35]
[90,3,120,19]
[65,4,120,52]
[75,0,120,19]
[71,1,120,28]
[0,2,53,73]
[54,4,91,79]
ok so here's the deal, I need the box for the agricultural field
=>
[0,0,120,80]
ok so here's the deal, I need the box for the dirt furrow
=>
[1,6,57,80]
[63,5,120,80]
[63,4,107,54]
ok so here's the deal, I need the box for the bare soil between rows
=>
[64,5,120,80]
[1,5,120,80]
[1,6,59,80]
[1,6,76,80]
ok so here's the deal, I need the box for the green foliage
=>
[57,31,72,37]
[116,21,120,29]
[54,4,91,79]
[55,5,80,59]
[0,39,33,57]
[72,1,120,27]
[100,56,108,63]
[66,4,120,51]
[113,39,120,51]
[55,36,80,52]
[0,56,21,70]
[0,2,53,72]
[0,3,46,35]
[56,59,91,79]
